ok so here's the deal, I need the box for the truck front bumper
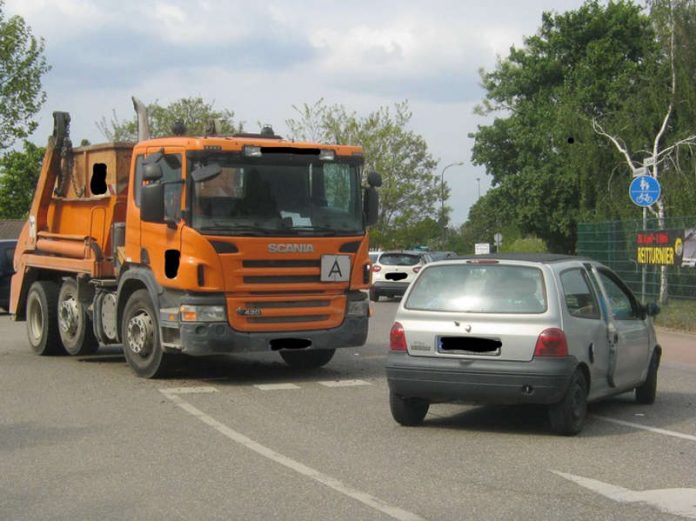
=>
[175,315,368,356]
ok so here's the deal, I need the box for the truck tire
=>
[26,280,66,356]
[548,370,588,436]
[58,278,99,356]
[280,348,335,369]
[389,391,429,426]
[121,289,176,378]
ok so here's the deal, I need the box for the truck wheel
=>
[635,350,659,404]
[26,280,66,356]
[389,391,429,426]
[369,288,379,302]
[548,370,588,436]
[58,278,99,356]
[280,348,335,369]
[121,289,175,378]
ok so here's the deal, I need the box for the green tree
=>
[0,140,43,218]
[0,1,50,149]
[470,1,663,252]
[97,97,242,141]
[286,99,441,240]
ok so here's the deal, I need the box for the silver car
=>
[385,254,661,435]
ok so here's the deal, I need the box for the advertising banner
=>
[635,229,691,266]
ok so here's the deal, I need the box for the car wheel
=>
[635,350,660,404]
[389,391,429,426]
[58,278,99,356]
[26,280,66,356]
[121,289,177,378]
[369,288,379,302]
[280,348,335,369]
[548,370,588,436]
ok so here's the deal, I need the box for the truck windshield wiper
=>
[281,225,359,236]
[199,224,271,236]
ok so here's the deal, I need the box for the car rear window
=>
[379,253,421,266]
[405,264,547,313]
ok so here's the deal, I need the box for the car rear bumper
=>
[386,352,578,405]
[372,281,411,295]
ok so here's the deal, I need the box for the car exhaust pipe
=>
[132,96,150,142]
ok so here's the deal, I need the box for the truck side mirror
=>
[367,171,382,187]
[143,162,163,181]
[141,183,165,223]
[363,187,379,227]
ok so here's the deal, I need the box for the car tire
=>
[58,278,99,356]
[280,348,335,369]
[369,288,379,302]
[26,280,67,356]
[121,289,177,378]
[635,350,660,404]
[548,370,588,436]
[389,391,429,426]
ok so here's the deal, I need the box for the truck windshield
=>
[190,155,364,236]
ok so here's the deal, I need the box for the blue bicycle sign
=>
[629,175,661,207]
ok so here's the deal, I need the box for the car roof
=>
[447,253,590,264]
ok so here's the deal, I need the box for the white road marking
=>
[318,379,370,388]
[161,386,218,395]
[553,471,696,520]
[160,389,427,521]
[593,415,696,442]
[254,383,301,391]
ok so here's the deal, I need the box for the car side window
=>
[560,268,600,319]
[598,270,639,320]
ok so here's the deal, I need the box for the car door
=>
[592,267,651,390]
[559,266,612,399]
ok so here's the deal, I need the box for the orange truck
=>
[10,99,381,378]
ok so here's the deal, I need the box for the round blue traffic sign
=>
[629,175,661,207]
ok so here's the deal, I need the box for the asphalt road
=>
[1,302,695,521]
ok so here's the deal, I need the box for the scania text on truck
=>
[10,99,381,378]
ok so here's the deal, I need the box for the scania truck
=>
[10,99,381,378]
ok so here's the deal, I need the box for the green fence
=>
[577,216,696,301]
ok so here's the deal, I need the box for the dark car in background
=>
[0,240,17,311]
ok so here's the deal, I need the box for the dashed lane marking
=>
[254,383,302,391]
[593,415,696,442]
[160,389,427,521]
[161,386,218,395]
[318,379,370,388]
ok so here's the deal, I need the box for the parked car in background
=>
[386,253,661,435]
[370,251,426,301]
[422,251,457,263]
[0,239,17,311]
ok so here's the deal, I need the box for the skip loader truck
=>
[10,98,381,378]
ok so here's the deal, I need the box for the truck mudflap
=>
[167,315,368,356]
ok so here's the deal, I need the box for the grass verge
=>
[654,299,696,333]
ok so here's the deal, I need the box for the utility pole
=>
[440,161,464,246]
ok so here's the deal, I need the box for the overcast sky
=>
[6,0,589,225]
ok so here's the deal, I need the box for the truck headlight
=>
[180,305,226,322]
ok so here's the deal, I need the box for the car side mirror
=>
[645,302,660,317]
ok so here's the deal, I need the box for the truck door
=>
[140,147,184,286]
[591,267,651,390]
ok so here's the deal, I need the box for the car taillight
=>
[534,328,568,357]
[413,266,422,273]
[372,265,382,272]
[389,322,407,351]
